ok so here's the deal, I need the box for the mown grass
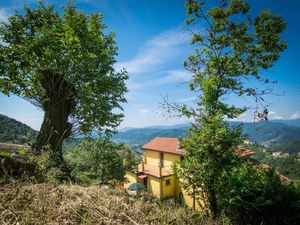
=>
[0,181,229,225]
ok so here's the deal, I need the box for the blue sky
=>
[0,0,299,130]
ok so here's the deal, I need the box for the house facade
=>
[124,137,257,210]
[124,137,198,209]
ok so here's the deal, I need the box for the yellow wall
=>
[124,171,137,189]
[161,175,176,198]
[180,184,207,212]
[144,149,180,168]
[145,175,177,199]
[147,176,161,198]
[164,153,180,168]
[144,150,160,166]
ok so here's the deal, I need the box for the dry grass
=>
[0,182,228,225]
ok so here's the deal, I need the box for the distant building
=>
[243,139,253,145]
[272,151,289,158]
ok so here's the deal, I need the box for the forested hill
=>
[0,114,38,144]
[112,120,300,153]
[1,113,300,153]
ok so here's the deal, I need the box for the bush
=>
[34,147,67,183]
[220,162,300,225]
[65,138,139,185]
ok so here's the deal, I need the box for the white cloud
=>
[157,70,190,85]
[290,112,300,120]
[0,8,9,23]
[115,29,189,74]
[230,111,249,122]
[268,111,284,120]
[127,69,191,91]
[138,108,150,116]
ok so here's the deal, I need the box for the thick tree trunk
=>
[207,184,218,218]
[32,71,75,173]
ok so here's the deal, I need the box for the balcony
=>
[137,162,173,178]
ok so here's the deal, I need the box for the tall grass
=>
[0,181,229,225]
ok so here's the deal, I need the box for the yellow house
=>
[124,138,184,200]
[124,137,257,210]
[124,137,292,211]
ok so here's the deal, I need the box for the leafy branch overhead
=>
[184,0,286,120]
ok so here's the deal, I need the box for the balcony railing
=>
[137,162,173,177]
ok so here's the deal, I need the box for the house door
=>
[143,177,148,188]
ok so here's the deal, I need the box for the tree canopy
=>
[65,139,140,185]
[173,0,287,216]
[0,2,128,168]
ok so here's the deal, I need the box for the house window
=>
[160,152,164,167]
[166,179,171,186]
[180,156,184,162]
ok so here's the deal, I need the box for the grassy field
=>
[0,181,229,225]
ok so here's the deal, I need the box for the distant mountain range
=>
[112,120,300,153]
[270,119,300,128]
[1,113,299,153]
[0,114,38,144]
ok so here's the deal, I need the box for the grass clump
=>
[0,182,227,225]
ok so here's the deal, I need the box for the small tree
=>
[118,144,141,172]
[66,139,127,184]
[0,2,128,169]
[174,0,286,216]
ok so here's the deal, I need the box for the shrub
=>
[220,162,300,225]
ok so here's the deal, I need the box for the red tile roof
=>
[235,148,257,157]
[142,137,256,157]
[259,163,293,184]
[142,137,185,155]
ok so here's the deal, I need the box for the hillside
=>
[273,119,300,128]
[1,113,299,153]
[248,144,300,179]
[112,120,300,153]
[0,182,219,225]
[231,121,300,152]
[112,127,189,147]
[0,114,38,144]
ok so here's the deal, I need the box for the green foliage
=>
[272,140,300,153]
[65,139,139,185]
[0,151,11,157]
[220,162,300,225]
[120,144,141,172]
[177,0,287,216]
[246,144,300,180]
[0,114,37,144]
[0,2,128,169]
[0,2,128,133]
[34,147,65,182]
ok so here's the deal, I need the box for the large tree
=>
[174,0,286,216]
[0,2,128,167]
